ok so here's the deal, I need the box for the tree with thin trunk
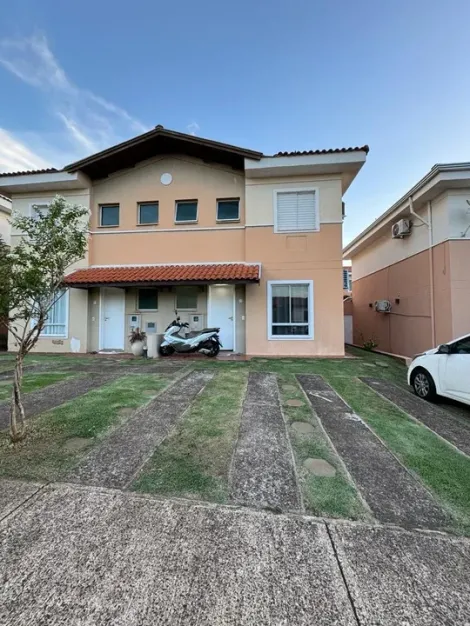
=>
[0,196,88,443]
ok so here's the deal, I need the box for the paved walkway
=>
[297,374,449,530]
[1,480,469,626]
[67,370,213,489]
[0,372,121,430]
[361,377,470,457]
[230,372,302,512]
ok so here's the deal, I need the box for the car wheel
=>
[411,368,436,401]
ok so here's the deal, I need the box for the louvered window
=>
[275,190,318,233]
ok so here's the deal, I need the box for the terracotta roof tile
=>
[273,146,369,157]
[64,263,260,286]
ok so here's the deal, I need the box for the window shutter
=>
[276,191,317,232]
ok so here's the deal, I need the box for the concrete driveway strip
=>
[230,372,302,512]
[361,377,470,457]
[67,370,214,489]
[329,522,470,625]
[0,372,121,430]
[297,375,449,530]
[0,479,43,521]
[0,482,357,626]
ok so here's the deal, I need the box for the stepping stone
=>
[361,377,470,457]
[297,374,450,530]
[282,384,297,392]
[63,438,90,453]
[375,362,390,368]
[230,372,302,512]
[67,371,214,490]
[292,421,314,435]
[286,399,304,407]
[363,363,376,368]
[303,458,336,477]
[143,389,158,396]
[117,407,134,418]
[257,359,269,363]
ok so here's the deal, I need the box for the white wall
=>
[352,193,450,281]
[245,175,343,226]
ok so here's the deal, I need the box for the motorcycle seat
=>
[201,327,220,333]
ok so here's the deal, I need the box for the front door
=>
[101,288,125,350]
[209,285,234,350]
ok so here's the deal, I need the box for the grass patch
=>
[132,369,248,502]
[278,373,369,520]
[0,373,171,482]
[330,377,470,534]
[0,371,75,401]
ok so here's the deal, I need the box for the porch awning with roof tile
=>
[63,263,261,288]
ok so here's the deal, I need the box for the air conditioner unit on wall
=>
[375,300,392,313]
[392,219,411,238]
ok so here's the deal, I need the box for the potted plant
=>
[129,328,147,357]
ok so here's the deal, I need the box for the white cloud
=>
[0,33,149,166]
[187,122,200,136]
[0,129,51,173]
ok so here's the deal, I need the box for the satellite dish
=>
[160,173,172,185]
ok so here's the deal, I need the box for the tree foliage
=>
[0,195,89,441]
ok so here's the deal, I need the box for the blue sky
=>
[1,0,470,244]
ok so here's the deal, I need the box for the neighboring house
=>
[344,162,470,358]
[0,126,368,356]
[0,195,11,351]
[0,194,11,245]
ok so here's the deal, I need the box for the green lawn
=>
[132,369,248,502]
[0,373,171,482]
[0,371,76,401]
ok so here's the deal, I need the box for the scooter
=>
[159,316,222,357]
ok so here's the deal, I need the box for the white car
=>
[407,334,470,405]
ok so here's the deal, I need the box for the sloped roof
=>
[64,263,261,287]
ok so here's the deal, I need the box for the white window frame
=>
[216,198,240,222]
[267,280,314,340]
[31,289,69,338]
[175,200,198,224]
[137,201,159,225]
[273,188,320,233]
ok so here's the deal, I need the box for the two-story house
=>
[344,162,470,357]
[0,126,368,357]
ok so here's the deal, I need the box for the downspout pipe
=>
[409,197,436,346]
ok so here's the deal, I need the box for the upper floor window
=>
[274,190,318,233]
[217,199,240,222]
[100,204,119,227]
[31,203,50,219]
[175,200,198,223]
[138,202,159,225]
[343,269,352,291]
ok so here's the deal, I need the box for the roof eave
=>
[343,162,470,259]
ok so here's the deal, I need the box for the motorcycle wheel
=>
[204,340,220,358]
[159,344,175,356]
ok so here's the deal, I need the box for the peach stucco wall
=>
[351,242,458,357]
[245,224,344,356]
[449,240,470,338]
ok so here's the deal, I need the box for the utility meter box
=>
[145,321,157,335]
[190,314,203,332]
[128,314,141,333]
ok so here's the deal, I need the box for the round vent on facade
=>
[160,173,172,185]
